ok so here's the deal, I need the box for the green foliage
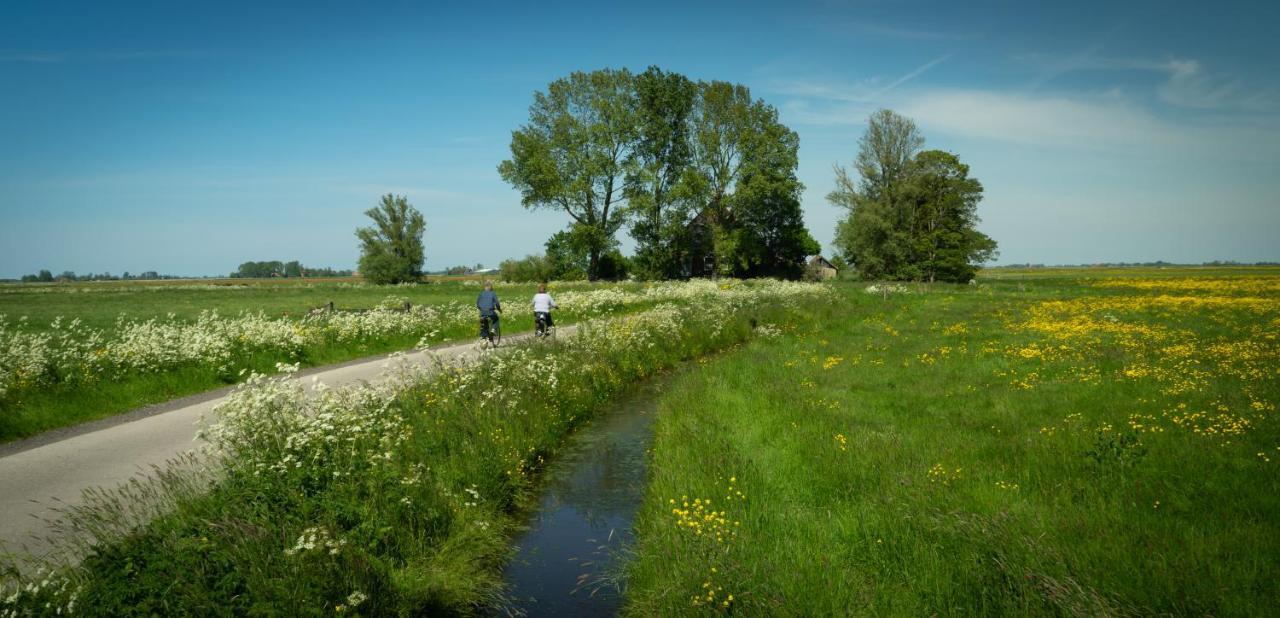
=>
[498,69,636,281]
[233,260,285,278]
[499,227,629,283]
[719,173,819,279]
[1085,428,1149,470]
[356,194,427,285]
[503,66,817,281]
[830,110,997,282]
[498,255,555,283]
[21,271,57,283]
[544,228,592,280]
[627,67,700,280]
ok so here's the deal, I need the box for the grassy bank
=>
[627,274,1279,615]
[1,281,826,615]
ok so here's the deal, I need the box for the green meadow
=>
[627,269,1280,615]
[3,270,1278,615]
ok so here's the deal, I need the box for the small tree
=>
[830,110,996,282]
[356,194,426,284]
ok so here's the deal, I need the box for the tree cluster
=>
[19,270,180,282]
[829,109,997,283]
[230,261,352,278]
[231,261,299,278]
[499,67,817,281]
[442,264,486,276]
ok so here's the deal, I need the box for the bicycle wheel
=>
[492,318,501,346]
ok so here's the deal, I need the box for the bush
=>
[499,255,554,283]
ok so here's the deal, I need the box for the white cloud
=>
[897,89,1180,149]
[767,55,951,104]
[1017,51,1277,112]
[897,88,1280,158]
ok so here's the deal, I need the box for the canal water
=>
[499,383,662,617]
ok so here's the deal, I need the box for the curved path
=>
[0,326,575,564]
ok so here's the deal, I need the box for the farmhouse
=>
[807,255,839,279]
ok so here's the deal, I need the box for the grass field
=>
[3,269,1278,614]
[1,281,823,615]
[626,269,1279,615]
[0,278,636,442]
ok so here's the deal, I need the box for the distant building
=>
[472,267,500,275]
[807,255,839,280]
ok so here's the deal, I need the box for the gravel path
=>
[0,326,574,564]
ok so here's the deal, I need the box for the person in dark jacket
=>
[476,281,501,340]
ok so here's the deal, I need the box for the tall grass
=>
[627,277,1279,615]
[1,281,826,615]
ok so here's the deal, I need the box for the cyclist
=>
[476,281,501,343]
[532,283,557,337]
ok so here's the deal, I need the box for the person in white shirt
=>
[532,283,557,336]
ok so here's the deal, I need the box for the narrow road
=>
[0,326,575,564]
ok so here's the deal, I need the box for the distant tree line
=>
[440,264,487,276]
[230,261,354,279]
[830,109,997,283]
[500,66,818,281]
[19,270,180,282]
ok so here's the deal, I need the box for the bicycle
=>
[479,314,501,348]
[534,311,555,339]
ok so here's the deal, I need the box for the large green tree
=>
[830,110,996,282]
[724,170,820,278]
[356,194,426,284]
[690,81,807,278]
[499,69,637,281]
[626,67,699,280]
[900,150,998,282]
[502,67,815,281]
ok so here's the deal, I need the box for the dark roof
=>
[808,255,837,269]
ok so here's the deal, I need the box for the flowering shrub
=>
[0,280,823,406]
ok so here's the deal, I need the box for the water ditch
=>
[497,381,664,616]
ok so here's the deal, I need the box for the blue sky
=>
[1,0,1277,277]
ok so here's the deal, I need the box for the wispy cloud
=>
[1016,51,1276,111]
[868,55,952,99]
[767,54,952,104]
[898,89,1179,149]
[897,88,1280,157]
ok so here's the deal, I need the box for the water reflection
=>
[501,384,660,617]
